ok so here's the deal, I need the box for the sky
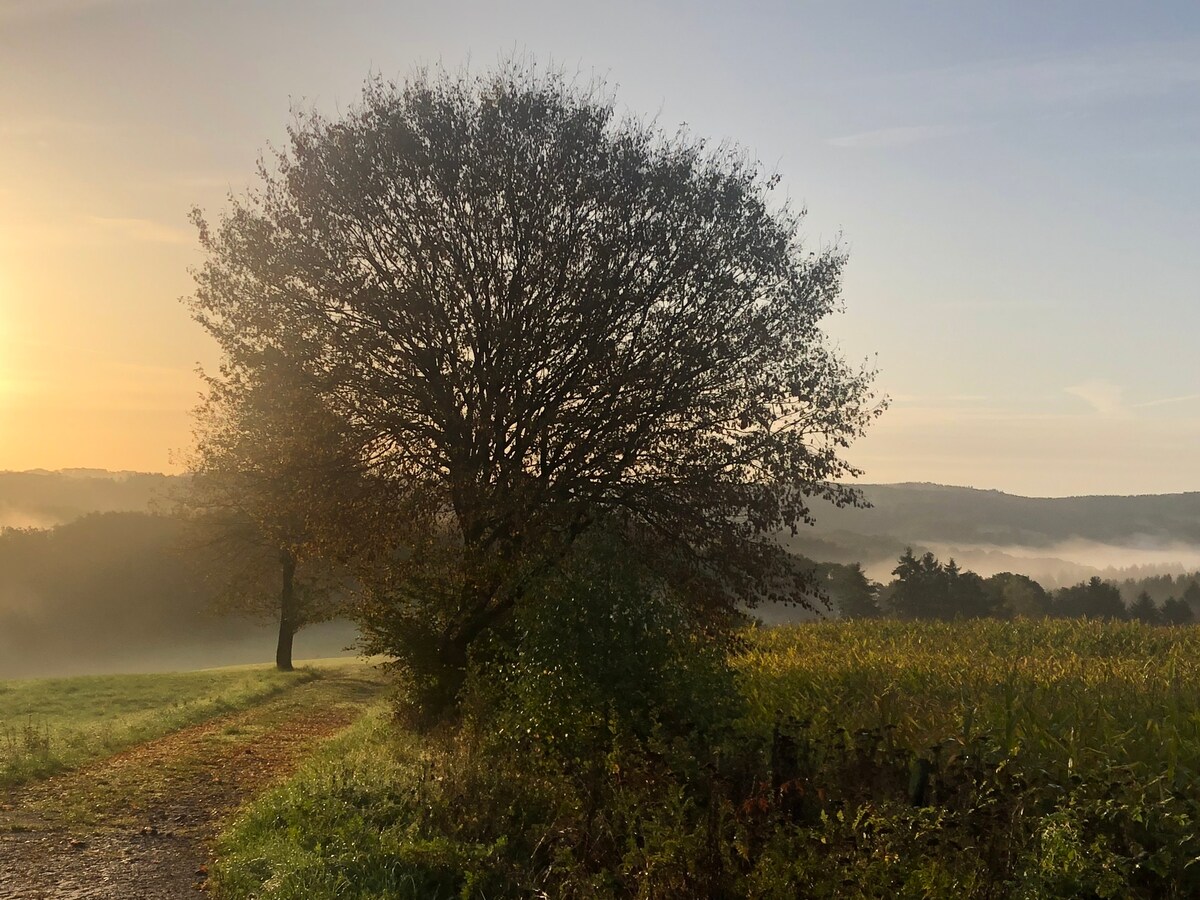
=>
[0,0,1198,497]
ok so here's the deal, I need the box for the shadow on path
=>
[0,667,383,899]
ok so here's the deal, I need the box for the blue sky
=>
[0,0,1197,495]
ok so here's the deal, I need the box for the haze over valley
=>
[4,470,1199,679]
[794,482,1200,586]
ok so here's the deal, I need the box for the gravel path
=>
[0,671,377,899]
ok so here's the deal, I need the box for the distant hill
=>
[5,471,1199,590]
[0,470,180,529]
[791,483,1200,587]
[811,483,1200,547]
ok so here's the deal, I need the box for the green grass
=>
[0,661,332,788]
[212,700,428,900]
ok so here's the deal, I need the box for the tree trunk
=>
[428,629,470,716]
[420,589,515,722]
[276,549,297,671]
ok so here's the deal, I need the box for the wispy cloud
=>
[878,399,1090,427]
[1135,393,1200,409]
[890,393,990,408]
[925,297,1046,312]
[1063,384,1200,415]
[86,216,191,245]
[827,124,970,149]
[1065,379,1123,416]
[976,44,1200,106]
[883,39,1200,115]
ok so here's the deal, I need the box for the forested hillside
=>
[0,470,178,529]
[812,483,1200,546]
[785,484,1200,586]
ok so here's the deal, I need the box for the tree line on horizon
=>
[3,510,1197,682]
[827,548,1200,625]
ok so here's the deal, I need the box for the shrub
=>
[465,532,741,761]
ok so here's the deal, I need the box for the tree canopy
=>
[1053,576,1127,620]
[179,361,384,669]
[884,548,993,620]
[189,64,883,709]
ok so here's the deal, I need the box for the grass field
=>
[210,620,1200,899]
[0,659,359,789]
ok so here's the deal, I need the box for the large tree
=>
[984,571,1050,619]
[189,65,883,709]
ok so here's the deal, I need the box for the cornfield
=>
[727,620,1200,895]
[738,618,1200,787]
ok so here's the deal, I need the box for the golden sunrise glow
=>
[0,267,11,399]
[0,4,1196,495]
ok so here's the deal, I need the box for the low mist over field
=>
[847,537,1200,588]
[0,472,357,679]
[0,626,360,681]
[0,470,175,530]
[915,538,1200,587]
[4,471,1199,679]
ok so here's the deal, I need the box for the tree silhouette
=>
[1128,590,1160,625]
[180,362,385,669]
[828,562,881,619]
[1053,577,1126,620]
[884,549,995,620]
[1161,595,1194,626]
[189,64,883,710]
[985,572,1050,619]
[1183,581,1200,616]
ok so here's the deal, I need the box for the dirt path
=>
[0,668,383,899]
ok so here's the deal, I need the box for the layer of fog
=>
[0,620,361,681]
[0,507,365,681]
[862,537,1200,589]
[0,506,67,530]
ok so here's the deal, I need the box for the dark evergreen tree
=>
[946,561,994,619]
[884,549,992,620]
[828,562,882,619]
[1128,590,1160,625]
[1183,581,1200,617]
[1053,577,1127,620]
[1161,596,1194,626]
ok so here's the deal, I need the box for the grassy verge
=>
[0,661,337,789]
[212,699,428,899]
